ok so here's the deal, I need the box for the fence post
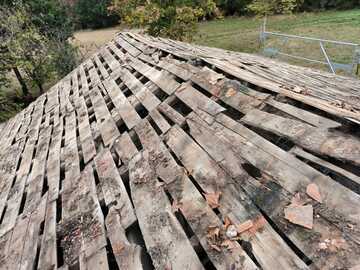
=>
[355,48,360,76]
[319,41,335,74]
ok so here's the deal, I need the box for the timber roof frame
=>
[0,32,360,270]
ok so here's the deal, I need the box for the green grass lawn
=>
[73,10,360,73]
[193,10,360,73]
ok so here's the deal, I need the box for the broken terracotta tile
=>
[306,183,322,203]
[248,216,266,235]
[284,204,313,229]
[237,220,254,234]
[223,216,232,229]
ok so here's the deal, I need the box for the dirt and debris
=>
[57,217,83,266]
[318,237,347,252]
[206,225,228,252]
[330,100,357,112]
[206,216,259,252]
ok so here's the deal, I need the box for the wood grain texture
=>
[0,32,359,270]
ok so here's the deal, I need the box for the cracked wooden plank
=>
[241,108,360,166]
[94,148,136,228]
[175,83,225,116]
[20,193,47,270]
[105,207,143,270]
[186,111,360,269]
[76,97,97,164]
[164,124,308,270]
[290,146,360,193]
[0,142,25,229]
[38,200,58,270]
[266,98,341,129]
[117,68,161,112]
[103,78,141,129]
[89,85,120,146]
[215,113,360,229]
[129,150,204,270]
[135,119,258,269]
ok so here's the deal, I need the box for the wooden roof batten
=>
[0,32,360,270]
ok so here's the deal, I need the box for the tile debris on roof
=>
[0,32,360,270]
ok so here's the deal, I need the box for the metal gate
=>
[259,17,360,76]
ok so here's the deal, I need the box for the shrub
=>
[0,90,24,123]
[301,0,360,11]
[217,0,252,15]
[51,41,82,78]
[247,0,303,15]
[110,0,218,41]
[74,0,119,29]
[23,0,74,41]
[0,4,80,96]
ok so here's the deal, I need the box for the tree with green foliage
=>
[0,2,81,121]
[0,6,53,96]
[0,3,80,97]
[217,0,252,15]
[2,0,74,40]
[301,0,360,11]
[0,90,24,122]
[74,0,119,29]
[110,0,219,41]
[247,0,303,15]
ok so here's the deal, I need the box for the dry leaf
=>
[207,226,220,239]
[204,191,221,209]
[237,220,254,234]
[306,183,322,203]
[284,204,313,229]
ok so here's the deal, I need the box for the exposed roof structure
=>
[0,32,360,270]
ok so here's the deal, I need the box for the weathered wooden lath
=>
[0,32,360,270]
